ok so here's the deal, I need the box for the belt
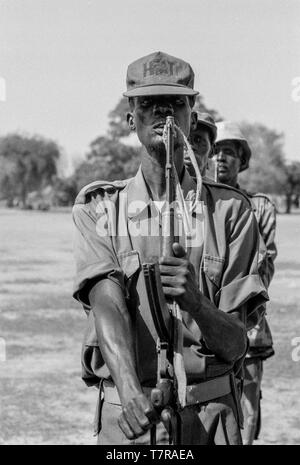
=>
[102,374,232,406]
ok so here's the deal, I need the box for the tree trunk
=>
[20,186,28,209]
[285,194,292,214]
[6,197,14,208]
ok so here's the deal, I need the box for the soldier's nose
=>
[216,150,225,161]
[153,103,174,116]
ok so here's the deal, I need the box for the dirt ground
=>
[0,208,299,445]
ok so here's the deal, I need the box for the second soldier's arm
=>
[257,197,277,287]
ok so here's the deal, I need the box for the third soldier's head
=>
[214,121,252,187]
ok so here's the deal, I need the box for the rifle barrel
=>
[162,116,176,257]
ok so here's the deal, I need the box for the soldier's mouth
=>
[217,164,228,172]
[153,121,167,135]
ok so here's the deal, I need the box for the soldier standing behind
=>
[185,111,217,178]
[214,121,277,445]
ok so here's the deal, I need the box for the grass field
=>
[0,208,300,445]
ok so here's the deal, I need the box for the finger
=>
[130,395,157,430]
[123,403,149,436]
[162,286,185,297]
[160,275,186,287]
[159,264,187,276]
[159,256,187,266]
[172,242,187,258]
[144,404,160,424]
[118,413,136,439]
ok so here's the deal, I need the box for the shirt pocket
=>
[117,250,141,299]
[117,250,141,279]
[203,254,225,288]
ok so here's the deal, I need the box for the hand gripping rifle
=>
[142,116,182,445]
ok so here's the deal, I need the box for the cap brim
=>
[123,85,199,97]
[196,120,217,142]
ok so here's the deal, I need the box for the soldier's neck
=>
[141,151,184,201]
[225,176,238,188]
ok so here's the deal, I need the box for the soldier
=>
[72,52,268,445]
[185,111,217,178]
[214,121,277,445]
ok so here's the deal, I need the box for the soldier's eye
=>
[140,99,151,107]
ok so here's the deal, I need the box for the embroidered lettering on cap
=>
[143,57,175,78]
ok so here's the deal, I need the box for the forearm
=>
[189,294,247,363]
[89,279,142,404]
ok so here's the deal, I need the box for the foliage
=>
[52,176,78,206]
[238,122,287,195]
[107,97,131,140]
[283,161,300,213]
[193,95,223,122]
[0,133,60,207]
[72,136,142,191]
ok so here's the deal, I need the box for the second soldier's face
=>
[187,127,212,176]
[130,95,192,153]
[214,140,241,185]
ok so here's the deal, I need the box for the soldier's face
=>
[187,127,212,176]
[130,95,192,152]
[214,140,241,185]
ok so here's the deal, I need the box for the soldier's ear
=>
[127,113,136,131]
[190,111,198,131]
[239,149,248,171]
[208,144,216,159]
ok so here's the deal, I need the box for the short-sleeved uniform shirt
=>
[73,167,268,387]
[240,190,277,358]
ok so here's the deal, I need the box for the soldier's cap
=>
[194,112,217,143]
[215,121,252,172]
[123,51,199,98]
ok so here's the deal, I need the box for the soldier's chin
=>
[217,174,228,183]
[149,136,165,152]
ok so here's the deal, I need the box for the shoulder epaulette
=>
[203,178,252,206]
[74,179,130,205]
[249,192,274,202]
[245,191,275,206]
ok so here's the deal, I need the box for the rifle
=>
[142,116,182,445]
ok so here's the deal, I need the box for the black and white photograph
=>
[0,0,299,447]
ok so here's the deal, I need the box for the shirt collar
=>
[127,165,198,219]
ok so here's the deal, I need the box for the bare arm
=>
[89,278,158,438]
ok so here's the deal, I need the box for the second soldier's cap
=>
[215,121,252,172]
[123,51,199,98]
[195,112,217,143]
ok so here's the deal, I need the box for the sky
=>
[0,0,300,171]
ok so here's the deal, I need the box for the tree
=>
[283,161,300,213]
[52,176,78,206]
[0,133,60,207]
[107,97,131,140]
[238,122,287,195]
[73,136,141,191]
[193,95,223,122]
